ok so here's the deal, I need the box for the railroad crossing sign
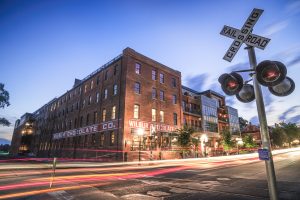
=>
[220,8,271,62]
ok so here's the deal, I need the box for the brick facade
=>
[11,47,238,161]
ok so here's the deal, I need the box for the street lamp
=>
[236,138,244,154]
[137,128,144,163]
[200,134,208,157]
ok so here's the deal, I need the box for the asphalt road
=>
[0,148,300,200]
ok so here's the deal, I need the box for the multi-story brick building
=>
[11,47,239,161]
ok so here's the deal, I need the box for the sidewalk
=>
[1,147,299,170]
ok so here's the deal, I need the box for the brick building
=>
[11,48,239,161]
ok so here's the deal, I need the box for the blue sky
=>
[1,0,300,142]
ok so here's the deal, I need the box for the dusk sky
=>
[1,0,300,142]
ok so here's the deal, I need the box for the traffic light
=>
[218,72,243,95]
[269,76,295,96]
[256,60,287,87]
[236,84,255,103]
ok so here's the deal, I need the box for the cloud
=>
[250,116,259,125]
[286,1,300,15]
[0,138,10,145]
[185,73,209,92]
[0,126,13,141]
[287,55,300,67]
[287,115,300,124]
[262,20,289,37]
[278,105,300,121]
[227,62,251,81]
[271,45,300,68]
[261,86,274,108]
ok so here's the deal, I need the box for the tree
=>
[239,117,248,132]
[176,126,194,158]
[221,129,233,155]
[279,122,300,147]
[271,126,287,147]
[0,83,10,126]
[242,134,256,149]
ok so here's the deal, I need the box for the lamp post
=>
[137,128,144,163]
[236,138,244,154]
[200,134,208,157]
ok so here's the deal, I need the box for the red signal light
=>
[227,81,238,89]
[256,61,287,86]
[218,72,243,95]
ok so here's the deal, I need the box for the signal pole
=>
[246,45,278,200]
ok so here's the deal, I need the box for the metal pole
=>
[139,136,141,163]
[246,46,278,200]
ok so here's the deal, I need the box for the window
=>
[91,80,94,89]
[152,69,157,80]
[84,135,88,147]
[97,76,100,85]
[113,84,118,95]
[76,102,79,110]
[114,65,117,75]
[104,89,108,99]
[96,92,99,103]
[68,120,72,129]
[152,109,156,122]
[74,118,77,128]
[102,109,106,122]
[105,71,108,80]
[173,113,177,125]
[160,111,164,123]
[110,132,115,145]
[134,82,140,94]
[84,84,88,93]
[135,63,141,74]
[82,99,85,108]
[86,113,90,125]
[172,77,176,87]
[111,106,116,120]
[80,116,83,127]
[134,104,140,119]
[172,95,177,104]
[88,96,92,105]
[92,134,96,145]
[93,111,97,124]
[160,90,165,101]
[152,88,157,99]
[99,133,104,147]
[160,73,164,83]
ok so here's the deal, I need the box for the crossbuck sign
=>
[220,8,271,62]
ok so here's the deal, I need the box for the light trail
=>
[0,182,110,199]
[1,148,299,199]
[0,156,259,192]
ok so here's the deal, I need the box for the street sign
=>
[220,25,270,50]
[221,8,270,62]
[258,148,270,160]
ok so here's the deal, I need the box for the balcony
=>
[183,107,202,116]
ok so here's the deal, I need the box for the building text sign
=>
[128,119,177,133]
[221,8,270,62]
[53,119,120,140]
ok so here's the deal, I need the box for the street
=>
[0,148,300,200]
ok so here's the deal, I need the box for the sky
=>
[1,0,300,142]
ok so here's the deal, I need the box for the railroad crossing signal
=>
[220,8,271,62]
[217,8,296,200]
